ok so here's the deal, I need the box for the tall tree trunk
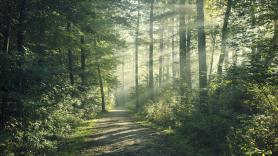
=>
[217,0,232,75]
[208,30,216,84]
[250,1,259,64]
[159,22,164,87]
[149,0,154,100]
[186,16,192,91]
[179,0,187,104]
[197,0,208,106]
[97,65,106,112]
[122,61,125,105]
[135,0,140,110]
[171,17,176,78]
[80,35,86,85]
[67,22,74,85]
[3,2,11,54]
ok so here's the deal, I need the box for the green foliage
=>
[0,0,130,154]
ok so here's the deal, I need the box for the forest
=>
[0,0,277,155]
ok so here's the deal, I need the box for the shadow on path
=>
[74,109,178,156]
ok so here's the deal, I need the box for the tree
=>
[186,0,192,91]
[171,17,177,78]
[179,0,187,104]
[135,0,140,110]
[217,0,233,75]
[159,19,164,87]
[98,64,106,112]
[149,0,154,100]
[196,0,207,106]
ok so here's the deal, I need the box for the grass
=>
[57,119,96,156]
[135,119,189,155]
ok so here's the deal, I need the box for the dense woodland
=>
[0,0,277,155]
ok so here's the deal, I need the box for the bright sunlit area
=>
[0,0,277,155]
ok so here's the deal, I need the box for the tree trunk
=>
[171,17,176,78]
[135,0,140,110]
[80,35,86,85]
[159,22,164,87]
[97,65,106,112]
[197,0,208,106]
[186,17,192,91]
[208,30,216,84]
[67,22,74,85]
[217,0,232,75]
[122,61,125,104]
[149,0,154,100]
[179,0,187,104]
[250,1,259,64]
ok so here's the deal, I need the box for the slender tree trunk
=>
[97,65,106,112]
[149,0,154,100]
[171,17,176,78]
[135,0,140,110]
[186,16,192,91]
[68,49,74,85]
[80,35,86,85]
[208,31,216,84]
[122,61,125,104]
[67,22,74,85]
[197,0,208,106]
[217,0,232,75]
[250,1,259,64]
[179,0,187,104]
[159,23,164,87]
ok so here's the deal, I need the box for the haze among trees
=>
[0,0,277,155]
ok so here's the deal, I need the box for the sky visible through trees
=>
[0,0,277,155]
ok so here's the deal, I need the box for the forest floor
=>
[59,108,180,156]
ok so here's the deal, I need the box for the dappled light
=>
[0,0,277,155]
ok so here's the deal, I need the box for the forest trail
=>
[79,108,178,156]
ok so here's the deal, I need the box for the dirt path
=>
[79,108,178,156]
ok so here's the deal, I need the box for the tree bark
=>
[135,0,140,110]
[159,22,164,87]
[208,30,217,84]
[97,65,106,112]
[179,0,187,104]
[122,61,125,104]
[171,17,176,78]
[149,0,154,100]
[186,17,192,91]
[217,0,232,75]
[197,0,208,106]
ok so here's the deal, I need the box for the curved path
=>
[80,109,178,156]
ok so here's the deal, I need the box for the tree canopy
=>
[0,0,277,155]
